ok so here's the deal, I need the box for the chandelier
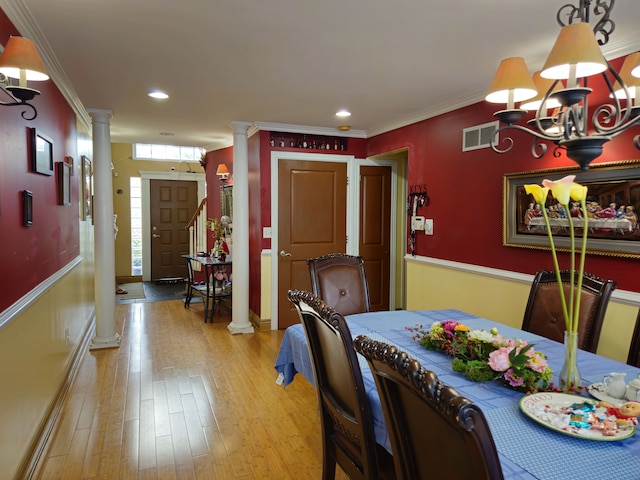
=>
[485,0,640,170]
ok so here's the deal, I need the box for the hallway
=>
[33,299,347,479]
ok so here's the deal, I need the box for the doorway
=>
[271,151,399,329]
[149,179,198,280]
[140,171,206,282]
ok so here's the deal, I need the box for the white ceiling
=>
[5,0,640,152]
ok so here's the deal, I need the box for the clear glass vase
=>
[559,330,581,392]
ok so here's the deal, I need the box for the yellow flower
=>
[455,324,470,332]
[570,182,588,202]
[542,175,576,205]
[524,184,549,205]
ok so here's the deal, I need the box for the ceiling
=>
[5,0,640,152]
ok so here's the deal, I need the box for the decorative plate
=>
[586,382,625,408]
[519,392,635,441]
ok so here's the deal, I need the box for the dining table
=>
[274,309,640,480]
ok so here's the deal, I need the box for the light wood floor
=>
[33,299,349,479]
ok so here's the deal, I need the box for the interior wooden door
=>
[360,165,392,311]
[150,179,198,280]
[277,159,347,329]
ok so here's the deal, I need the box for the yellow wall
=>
[405,257,639,363]
[0,218,94,478]
[110,143,202,281]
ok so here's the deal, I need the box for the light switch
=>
[263,227,272,238]
[424,219,433,235]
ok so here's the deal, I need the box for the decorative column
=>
[227,121,254,334]
[88,109,121,349]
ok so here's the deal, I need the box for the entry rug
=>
[115,282,146,301]
[483,404,640,480]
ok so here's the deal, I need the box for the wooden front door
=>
[277,159,347,329]
[150,179,198,280]
[360,165,392,311]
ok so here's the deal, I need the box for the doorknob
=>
[153,233,160,238]
[280,250,292,257]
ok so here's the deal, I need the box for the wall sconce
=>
[0,36,49,121]
[216,163,230,182]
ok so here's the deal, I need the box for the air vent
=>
[462,121,499,152]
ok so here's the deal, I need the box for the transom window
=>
[134,143,203,162]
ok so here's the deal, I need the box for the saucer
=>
[587,382,625,407]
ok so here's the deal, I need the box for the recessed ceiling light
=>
[336,110,351,117]
[148,90,169,99]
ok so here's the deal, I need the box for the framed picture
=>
[57,161,71,205]
[221,184,233,219]
[30,127,54,176]
[22,190,33,226]
[65,155,74,176]
[503,160,640,258]
[81,155,92,220]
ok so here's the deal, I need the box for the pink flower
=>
[526,351,549,373]
[505,368,524,387]
[488,347,512,372]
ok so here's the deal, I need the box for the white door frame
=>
[139,171,206,282]
[269,152,398,329]
[356,158,398,311]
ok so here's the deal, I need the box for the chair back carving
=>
[627,308,640,367]
[287,290,393,480]
[307,253,371,316]
[353,336,504,480]
[521,269,616,353]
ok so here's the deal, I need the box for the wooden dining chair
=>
[521,269,616,353]
[307,253,371,316]
[353,335,504,480]
[627,308,640,367]
[287,289,394,480]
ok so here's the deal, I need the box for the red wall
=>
[205,147,233,251]
[0,11,79,312]
[368,56,640,293]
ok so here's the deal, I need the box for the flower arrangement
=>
[407,320,553,393]
[524,174,588,389]
[205,217,230,258]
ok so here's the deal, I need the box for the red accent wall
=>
[0,11,79,312]
[368,56,640,293]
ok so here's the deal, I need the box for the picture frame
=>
[81,155,92,220]
[220,184,233,220]
[30,127,54,176]
[57,161,71,205]
[22,190,33,226]
[65,155,74,176]
[503,160,640,258]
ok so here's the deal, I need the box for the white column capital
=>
[230,121,252,135]
[88,109,113,123]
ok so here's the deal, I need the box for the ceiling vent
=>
[462,121,499,152]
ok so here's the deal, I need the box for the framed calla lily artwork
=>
[503,160,640,259]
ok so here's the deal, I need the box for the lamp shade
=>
[541,22,607,80]
[216,164,230,176]
[520,71,563,110]
[485,57,537,104]
[613,52,640,99]
[0,36,48,81]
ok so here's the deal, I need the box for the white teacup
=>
[603,372,627,399]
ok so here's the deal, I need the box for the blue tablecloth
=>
[274,309,640,480]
